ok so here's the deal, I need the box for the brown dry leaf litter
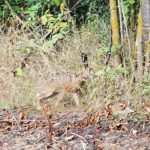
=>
[0,105,150,150]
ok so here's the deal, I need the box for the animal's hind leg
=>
[73,93,80,106]
[54,90,65,107]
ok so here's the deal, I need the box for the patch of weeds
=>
[111,114,124,120]
[81,16,109,44]
[97,117,111,125]
[133,111,149,124]
[0,100,10,110]
[111,45,122,56]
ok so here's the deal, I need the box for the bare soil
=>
[0,108,150,150]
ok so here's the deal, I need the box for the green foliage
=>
[0,0,63,21]
[0,0,109,21]
[0,0,73,51]
[133,109,149,124]
[0,0,110,50]
[96,65,129,82]
[81,16,109,44]
[81,0,109,17]
[111,114,123,120]
[54,0,61,6]
[140,71,150,95]
[123,0,140,25]
[100,46,110,54]
[0,0,129,55]
[42,33,63,51]
[143,71,150,83]
[111,45,122,55]
[99,44,122,58]
[67,0,109,26]
[15,67,23,77]
[142,85,150,95]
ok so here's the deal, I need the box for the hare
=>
[34,53,89,109]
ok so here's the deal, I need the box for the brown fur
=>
[34,69,89,109]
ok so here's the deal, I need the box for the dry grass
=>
[0,27,149,117]
[0,28,102,110]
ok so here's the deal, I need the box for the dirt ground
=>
[0,107,150,150]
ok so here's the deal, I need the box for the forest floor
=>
[0,106,150,150]
[0,28,150,150]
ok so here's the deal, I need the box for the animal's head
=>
[81,52,91,79]
[75,52,90,87]
[81,52,88,69]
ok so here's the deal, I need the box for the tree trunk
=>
[130,2,136,67]
[109,0,123,92]
[136,6,143,81]
[109,0,122,67]
[142,0,150,72]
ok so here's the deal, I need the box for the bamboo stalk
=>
[120,0,135,73]
[136,5,143,81]
[118,0,124,45]
[109,0,122,67]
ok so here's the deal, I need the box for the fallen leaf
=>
[106,102,127,116]
[65,135,75,141]
[132,129,138,135]
[0,141,3,147]
[18,108,27,121]
[53,121,60,128]
[144,103,150,113]
[78,110,101,127]
[114,107,134,115]
[93,139,104,150]
[109,121,128,131]
[97,144,104,150]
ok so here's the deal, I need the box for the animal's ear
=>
[81,52,88,69]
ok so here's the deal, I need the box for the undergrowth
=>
[0,19,149,122]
